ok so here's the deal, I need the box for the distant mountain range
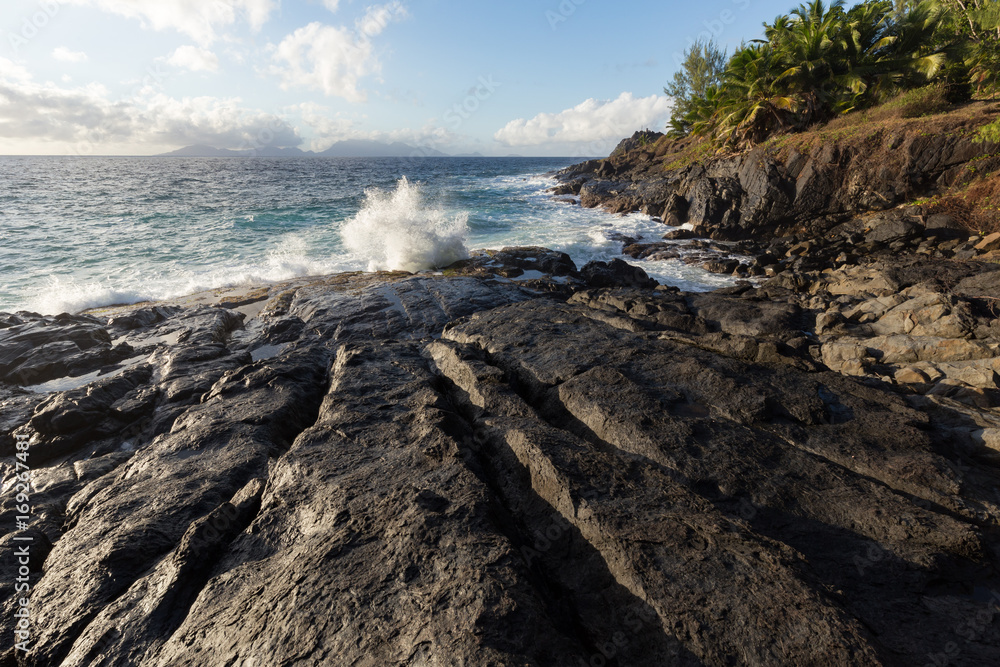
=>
[158,140,452,158]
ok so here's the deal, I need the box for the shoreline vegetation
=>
[2,1,1000,665]
[666,0,999,149]
[659,0,1000,231]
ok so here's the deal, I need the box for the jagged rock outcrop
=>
[559,109,1000,241]
[2,248,998,666]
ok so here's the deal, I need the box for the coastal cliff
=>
[557,100,1000,242]
[3,117,1000,665]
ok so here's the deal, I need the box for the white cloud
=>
[295,101,358,148]
[296,102,453,152]
[52,47,88,63]
[0,65,300,154]
[270,23,372,102]
[323,0,340,12]
[0,58,32,83]
[270,4,406,102]
[62,0,278,44]
[357,1,407,38]
[167,45,219,72]
[494,93,673,151]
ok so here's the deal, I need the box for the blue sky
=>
[0,0,796,156]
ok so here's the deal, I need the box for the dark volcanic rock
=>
[0,387,39,456]
[549,178,584,196]
[702,259,740,274]
[581,258,658,289]
[924,213,964,238]
[864,215,921,244]
[437,298,1000,666]
[554,116,998,241]
[0,313,134,386]
[23,346,331,667]
[662,227,699,240]
[1,254,999,666]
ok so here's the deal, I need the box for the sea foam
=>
[341,177,470,273]
[25,276,153,315]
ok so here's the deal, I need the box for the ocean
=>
[0,156,738,315]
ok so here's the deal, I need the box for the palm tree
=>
[838,0,946,108]
[679,0,951,150]
[709,45,800,148]
[768,0,850,124]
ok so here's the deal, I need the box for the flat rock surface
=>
[1,254,999,666]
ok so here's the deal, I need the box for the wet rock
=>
[0,387,39,456]
[549,177,584,196]
[3,251,1000,666]
[22,346,331,667]
[622,242,670,259]
[107,306,182,333]
[662,228,698,240]
[473,246,577,277]
[0,313,133,386]
[27,365,155,464]
[581,259,658,289]
[438,297,1000,666]
[702,259,740,274]
[289,274,543,343]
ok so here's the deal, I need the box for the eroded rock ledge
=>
[1,247,999,666]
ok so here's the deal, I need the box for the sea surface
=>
[0,156,738,315]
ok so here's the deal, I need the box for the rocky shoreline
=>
[2,133,1000,664]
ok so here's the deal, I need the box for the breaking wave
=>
[341,177,470,273]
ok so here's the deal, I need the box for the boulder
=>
[869,289,974,339]
[975,231,1000,253]
[702,259,740,274]
[475,246,578,277]
[663,228,699,240]
[581,259,658,289]
[923,214,964,239]
[865,216,920,245]
[549,178,585,196]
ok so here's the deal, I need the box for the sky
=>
[0,0,797,156]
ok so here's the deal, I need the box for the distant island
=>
[158,139,451,158]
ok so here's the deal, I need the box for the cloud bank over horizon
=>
[0,0,773,156]
[494,93,673,156]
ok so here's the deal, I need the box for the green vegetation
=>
[940,0,1000,98]
[666,0,1000,150]
[665,41,727,137]
[975,118,1000,144]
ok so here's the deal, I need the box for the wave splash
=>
[341,177,469,273]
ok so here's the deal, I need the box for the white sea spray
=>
[341,177,470,273]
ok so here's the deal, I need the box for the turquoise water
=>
[0,157,736,314]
